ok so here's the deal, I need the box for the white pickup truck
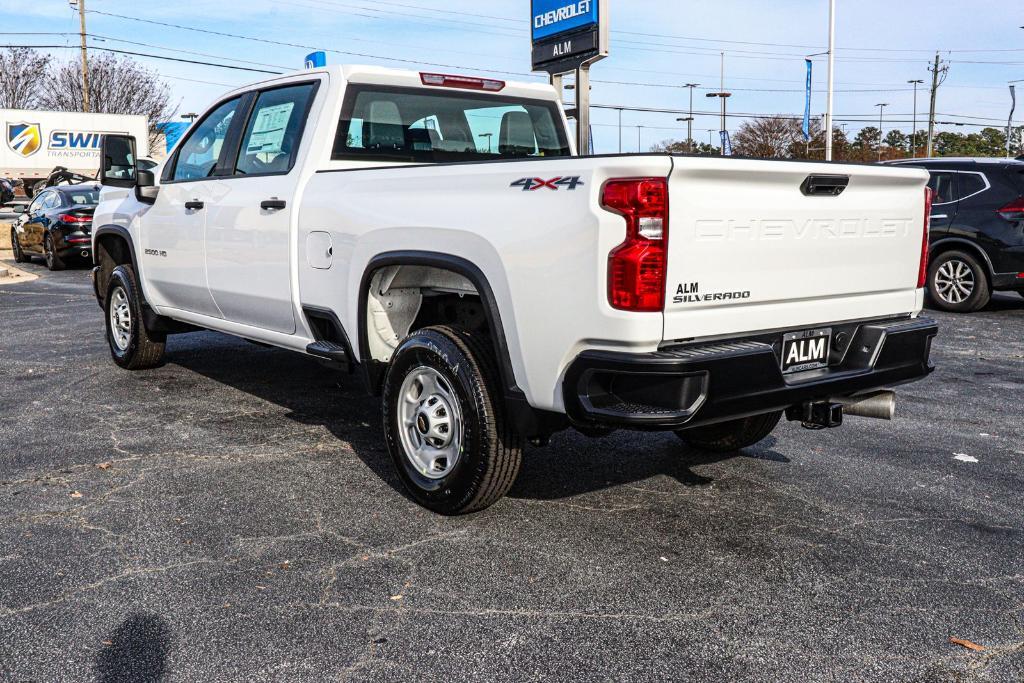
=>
[93,65,937,514]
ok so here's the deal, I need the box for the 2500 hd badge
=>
[673,282,751,304]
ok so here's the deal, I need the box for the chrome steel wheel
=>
[934,258,976,305]
[109,285,132,351]
[397,366,463,479]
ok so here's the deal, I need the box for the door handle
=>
[261,199,287,210]
[184,201,205,211]
[930,214,948,219]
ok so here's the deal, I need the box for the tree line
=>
[0,47,174,148]
[652,115,1023,161]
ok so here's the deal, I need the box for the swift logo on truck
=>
[6,123,42,157]
[49,131,105,150]
[511,176,584,191]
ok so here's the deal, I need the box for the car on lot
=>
[888,157,1024,312]
[10,183,100,270]
[91,65,937,514]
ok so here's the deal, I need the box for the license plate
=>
[781,328,832,374]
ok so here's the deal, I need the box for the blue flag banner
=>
[721,130,732,156]
[803,59,813,142]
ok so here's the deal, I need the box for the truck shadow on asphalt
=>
[166,333,789,505]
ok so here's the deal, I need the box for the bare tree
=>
[732,116,800,159]
[38,53,175,149]
[0,48,51,109]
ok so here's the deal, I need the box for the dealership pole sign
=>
[531,0,609,74]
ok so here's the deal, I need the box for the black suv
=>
[889,158,1024,312]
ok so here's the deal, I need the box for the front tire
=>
[104,264,166,370]
[928,250,990,313]
[676,411,783,453]
[44,234,65,271]
[11,228,29,263]
[382,326,523,515]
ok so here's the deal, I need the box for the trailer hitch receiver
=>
[786,401,843,430]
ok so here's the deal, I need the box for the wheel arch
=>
[93,225,141,307]
[929,238,995,284]
[357,251,520,399]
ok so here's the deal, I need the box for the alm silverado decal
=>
[511,176,584,191]
[673,282,751,305]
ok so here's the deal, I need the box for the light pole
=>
[478,133,493,154]
[705,53,731,156]
[683,83,699,152]
[707,129,716,150]
[676,117,694,153]
[875,102,888,161]
[181,113,198,123]
[616,107,624,154]
[908,79,924,158]
[637,125,644,153]
[1008,81,1020,159]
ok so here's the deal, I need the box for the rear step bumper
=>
[563,316,937,430]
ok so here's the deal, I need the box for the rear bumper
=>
[563,316,937,430]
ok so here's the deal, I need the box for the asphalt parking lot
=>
[1,256,1023,682]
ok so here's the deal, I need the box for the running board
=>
[306,340,350,370]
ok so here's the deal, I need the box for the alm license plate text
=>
[781,328,832,374]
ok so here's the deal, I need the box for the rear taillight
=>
[997,197,1024,221]
[918,187,933,289]
[603,178,669,312]
[419,72,505,91]
[60,213,92,224]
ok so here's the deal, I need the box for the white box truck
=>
[2,109,149,196]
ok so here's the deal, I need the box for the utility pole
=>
[683,83,699,152]
[74,0,90,112]
[926,53,948,158]
[875,103,888,161]
[825,0,836,160]
[908,79,924,158]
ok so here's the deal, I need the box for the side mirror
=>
[16,204,28,214]
[100,134,138,188]
[135,169,159,204]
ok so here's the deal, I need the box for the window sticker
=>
[246,102,295,155]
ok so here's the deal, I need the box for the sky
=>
[2,0,1022,154]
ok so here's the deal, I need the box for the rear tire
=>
[676,411,783,453]
[382,325,523,515]
[11,228,29,263]
[105,264,165,370]
[927,250,989,313]
[44,234,65,271]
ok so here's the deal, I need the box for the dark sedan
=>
[10,184,100,271]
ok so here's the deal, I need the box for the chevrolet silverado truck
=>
[92,65,938,514]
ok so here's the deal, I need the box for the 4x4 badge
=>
[511,176,584,191]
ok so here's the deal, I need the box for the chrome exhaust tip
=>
[834,390,896,421]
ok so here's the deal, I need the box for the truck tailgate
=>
[663,157,929,342]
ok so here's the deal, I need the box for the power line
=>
[0,44,282,74]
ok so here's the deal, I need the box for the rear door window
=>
[927,171,957,205]
[235,83,317,176]
[333,86,570,163]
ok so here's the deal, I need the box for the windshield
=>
[64,188,100,205]
[333,85,570,163]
